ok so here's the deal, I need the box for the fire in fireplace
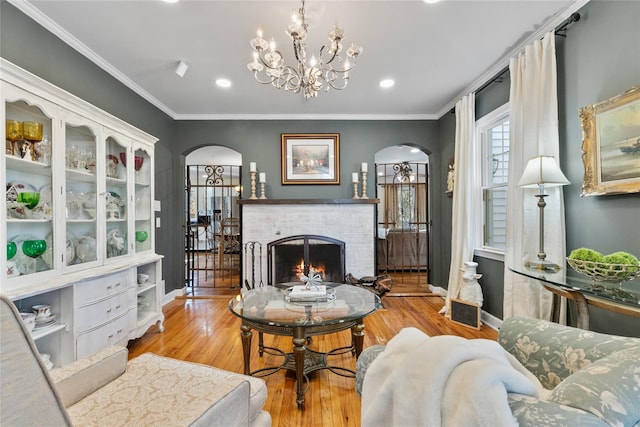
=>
[268,235,345,285]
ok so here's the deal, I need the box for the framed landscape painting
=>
[579,86,640,196]
[281,133,340,184]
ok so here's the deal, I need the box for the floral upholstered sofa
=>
[356,316,640,426]
[0,294,271,426]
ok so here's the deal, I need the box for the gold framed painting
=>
[579,86,640,196]
[281,133,340,184]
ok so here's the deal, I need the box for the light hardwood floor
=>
[127,293,497,427]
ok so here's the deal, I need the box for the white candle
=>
[259,172,266,183]
[249,162,257,172]
[361,162,368,172]
[352,172,359,183]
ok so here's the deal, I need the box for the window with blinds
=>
[478,106,509,251]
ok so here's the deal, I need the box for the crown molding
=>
[172,113,437,121]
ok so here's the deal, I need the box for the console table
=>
[509,265,640,330]
[228,283,381,409]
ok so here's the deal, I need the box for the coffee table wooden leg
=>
[352,321,365,358]
[240,323,253,375]
[292,326,306,409]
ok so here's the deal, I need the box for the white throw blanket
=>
[361,327,546,427]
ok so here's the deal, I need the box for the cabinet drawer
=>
[76,312,130,359]
[75,271,130,306]
[76,291,130,333]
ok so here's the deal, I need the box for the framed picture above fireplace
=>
[281,133,340,184]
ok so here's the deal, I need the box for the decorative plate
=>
[10,234,43,275]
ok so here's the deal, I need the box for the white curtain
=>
[503,32,567,321]
[442,94,476,316]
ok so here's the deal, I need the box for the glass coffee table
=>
[228,283,381,409]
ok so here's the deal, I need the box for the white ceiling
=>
[13,0,586,120]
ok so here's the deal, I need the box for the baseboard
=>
[481,310,502,331]
[428,284,447,296]
[163,286,185,306]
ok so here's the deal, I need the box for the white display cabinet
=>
[1,59,164,369]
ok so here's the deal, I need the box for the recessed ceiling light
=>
[410,148,420,153]
[216,78,231,88]
[379,79,395,89]
[423,0,441,4]
[162,0,179,3]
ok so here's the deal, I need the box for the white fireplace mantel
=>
[240,199,378,286]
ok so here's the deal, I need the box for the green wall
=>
[439,0,640,337]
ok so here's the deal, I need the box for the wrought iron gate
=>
[375,162,429,278]
[185,165,242,292]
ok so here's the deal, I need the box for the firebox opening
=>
[268,235,345,285]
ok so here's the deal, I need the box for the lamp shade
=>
[518,155,570,188]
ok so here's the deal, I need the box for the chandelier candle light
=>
[517,155,570,270]
[247,0,362,99]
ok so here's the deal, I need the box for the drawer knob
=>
[115,282,121,287]
[106,285,113,290]
[108,334,114,339]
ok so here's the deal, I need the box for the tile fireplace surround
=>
[240,199,378,286]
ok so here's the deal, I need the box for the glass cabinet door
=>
[4,96,56,282]
[64,117,99,269]
[134,147,152,253]
[104,134,129,260]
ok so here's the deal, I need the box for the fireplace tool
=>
[244,241,263,290]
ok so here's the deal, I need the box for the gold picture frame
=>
[579,86,640,196]
[281,133,340,184]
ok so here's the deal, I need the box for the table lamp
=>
[517,155,570,270]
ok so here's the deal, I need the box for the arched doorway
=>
[184,146,242,296]
[375,145,430,292]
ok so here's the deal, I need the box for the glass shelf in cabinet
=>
[6,156,51,175]
[66,168,97,182]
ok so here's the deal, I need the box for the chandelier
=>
[247,0,363,99]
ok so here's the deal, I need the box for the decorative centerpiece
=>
[567,248,640,284]
[287,268,333,302]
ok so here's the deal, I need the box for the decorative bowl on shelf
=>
[6,119,23,142]
[7,242,17,260]
[19,312,36,332]
[137,273,150,285]
[17,191,40,209]
[566,258,640,283]
[22,121,43,142]
[134,156,144,171]
[135,231,148,243]
[22,240,47,258]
